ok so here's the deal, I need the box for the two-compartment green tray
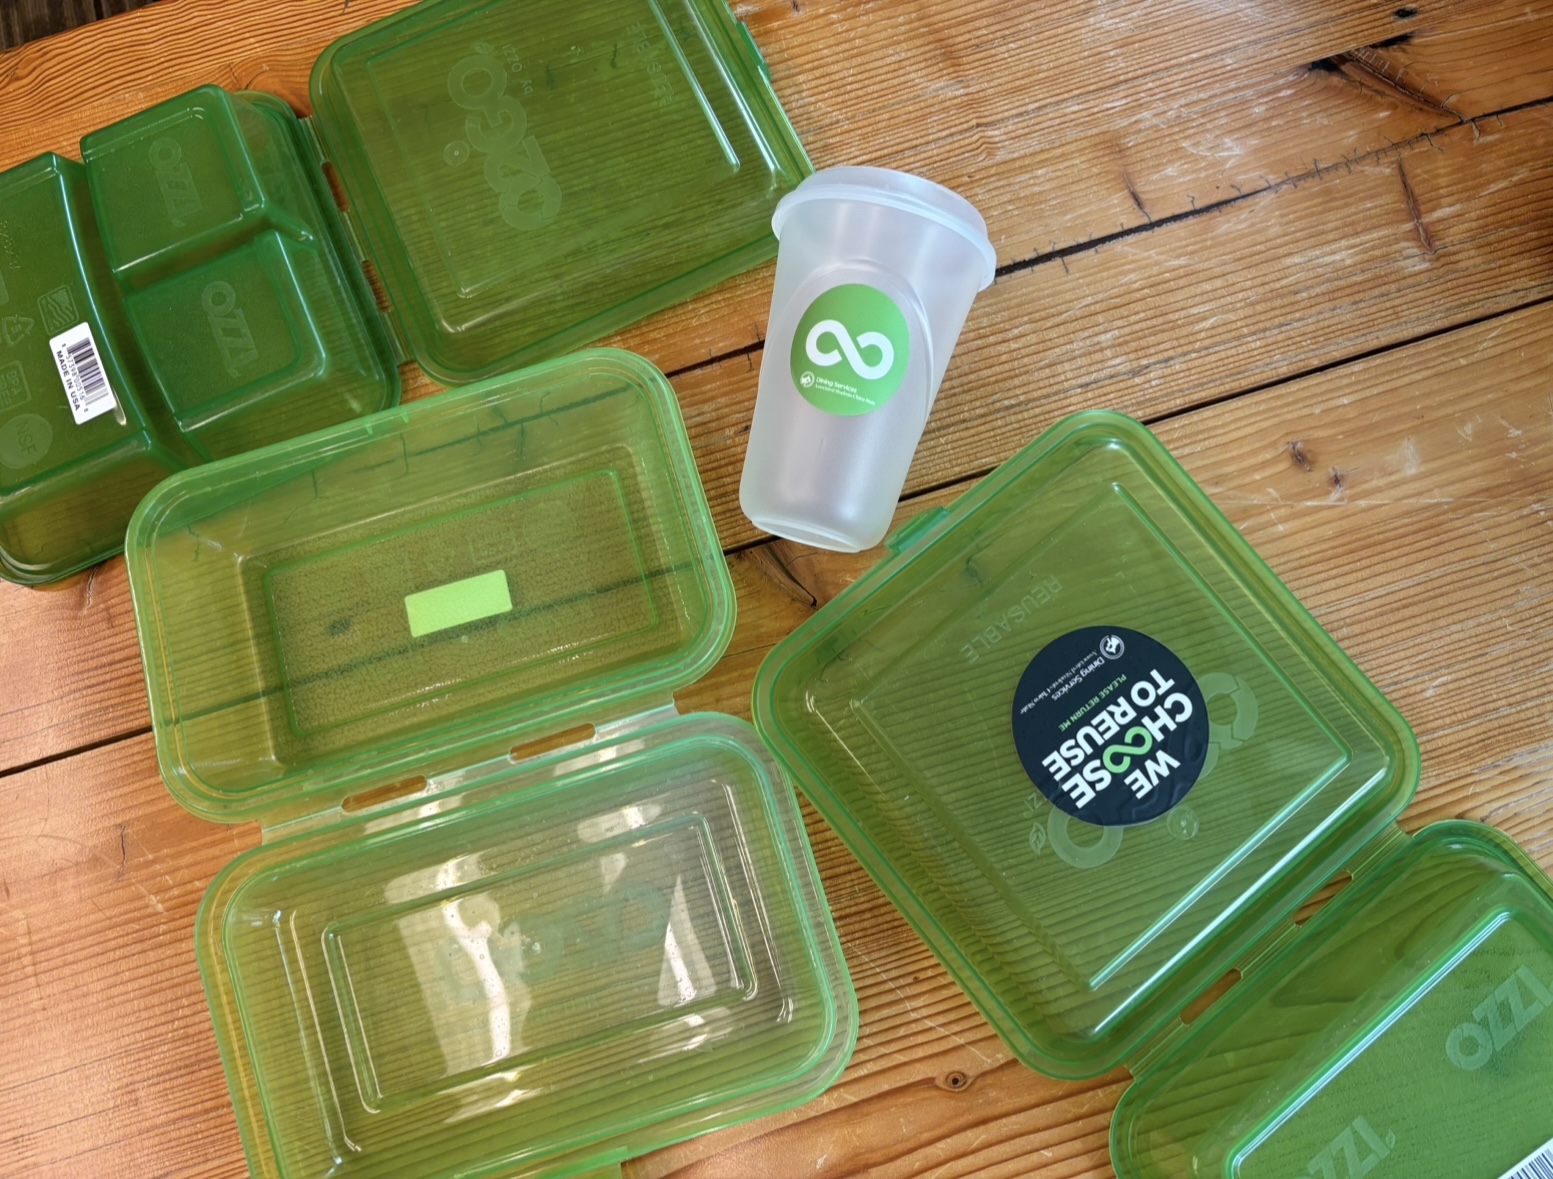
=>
[1,0,809,583]
[127,350,854,1179]
[754,412,1553,1177]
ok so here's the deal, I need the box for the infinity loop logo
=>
[790,284,910,416]
[805,320,895,380]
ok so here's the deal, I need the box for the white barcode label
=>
[49,321,117,425]
[1500,1137,1553,1179]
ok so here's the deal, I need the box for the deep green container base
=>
[1,0,810,585]
[0,86,398,585]
[752,411,1553,1178]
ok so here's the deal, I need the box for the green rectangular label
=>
[404,569,512,638]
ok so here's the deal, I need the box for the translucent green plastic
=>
[197,711,854,1179]
[129,350,731,823]
[311,0,811,382]
[128,349,856,1179]
[755,412,1422,1079]
[755,412,1553,1173]
[2,0,806,584]
[1113,822,1553,1179]
[0,87,398,584]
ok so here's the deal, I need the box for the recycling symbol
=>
[1198,672,1259,779]
[2,315,33,347]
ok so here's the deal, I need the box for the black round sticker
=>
[1011,626,1208,827]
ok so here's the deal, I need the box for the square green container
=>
[753,411,1553,1177]
[126,349,855,1179]
[1,0,808,584]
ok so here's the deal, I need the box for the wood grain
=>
[5,42,1552,770]
[1,0,1549,399]
[3,302,1551,1179]
[2,1,1552,1177]
[0,0,159,53]
[659,100,1553,550]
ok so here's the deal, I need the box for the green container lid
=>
[1113,821,1553,1178]
[311,0,811,383]
[753,411,1553,1173]
[755,411,1421,1077]
[127,349,855,1179]
[2,0,807,583]
[751,410,1553,1174]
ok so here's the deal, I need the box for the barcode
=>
[68,334,107,398]
[1501,1137,1553,1179]
[49,321,118,425]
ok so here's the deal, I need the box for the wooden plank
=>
[1,0,1548,403]
[0,1,99,53]
[681,101,1553,548]
[2,301,1550,1178]
[4,93,1552,772]
[651,300,1553,1179]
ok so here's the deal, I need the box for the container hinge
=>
[296,116,409,367]
[296,114,330,171]
[1124,1018,1193,1078]
[1235,918,1306,980]
[373,301,411,368]
[1344,821,1412,880]
[735,20,771,81]
[595,702,682,743]
[885,505,951,553]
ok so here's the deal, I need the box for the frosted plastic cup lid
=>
[771,166,998,290]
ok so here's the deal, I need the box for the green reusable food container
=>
[754,411,1553,1177]
[126,350,855,1179]
[0,90,397,584]
[0,0,808,584]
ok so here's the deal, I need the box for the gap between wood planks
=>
[3,92,1548,783]
[661,92,1553,388]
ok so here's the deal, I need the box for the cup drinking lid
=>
[771,166,998,289]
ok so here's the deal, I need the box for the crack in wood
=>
[1124,172,1150,221]
[1313,39,1463,123]
[1288,440,1314,471]
[747,544,819,609]
[1397,157,1437,254]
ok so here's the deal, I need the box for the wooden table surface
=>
[2,1,1552,1176]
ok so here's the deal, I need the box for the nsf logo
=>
[1100,634,1125,660]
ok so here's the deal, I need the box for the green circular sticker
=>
[789,283,910,416]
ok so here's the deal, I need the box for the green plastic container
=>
[0,90,397,584]
[754,412,1553,1177]
[126,350,855,1179]
[1,0,808,584]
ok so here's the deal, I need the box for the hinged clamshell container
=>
[753,411,1553,1176]
[2,0,808,583]
[127,349,854,1179]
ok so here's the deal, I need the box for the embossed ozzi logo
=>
[445,45,562,231]
[202,282,257,377]
[1300,1116,1396,1179]
[150,137,203,227]
[1446,962,1553,1071]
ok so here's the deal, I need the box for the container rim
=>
[771,166,998,289]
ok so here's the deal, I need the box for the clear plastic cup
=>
[739,167,996,551]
